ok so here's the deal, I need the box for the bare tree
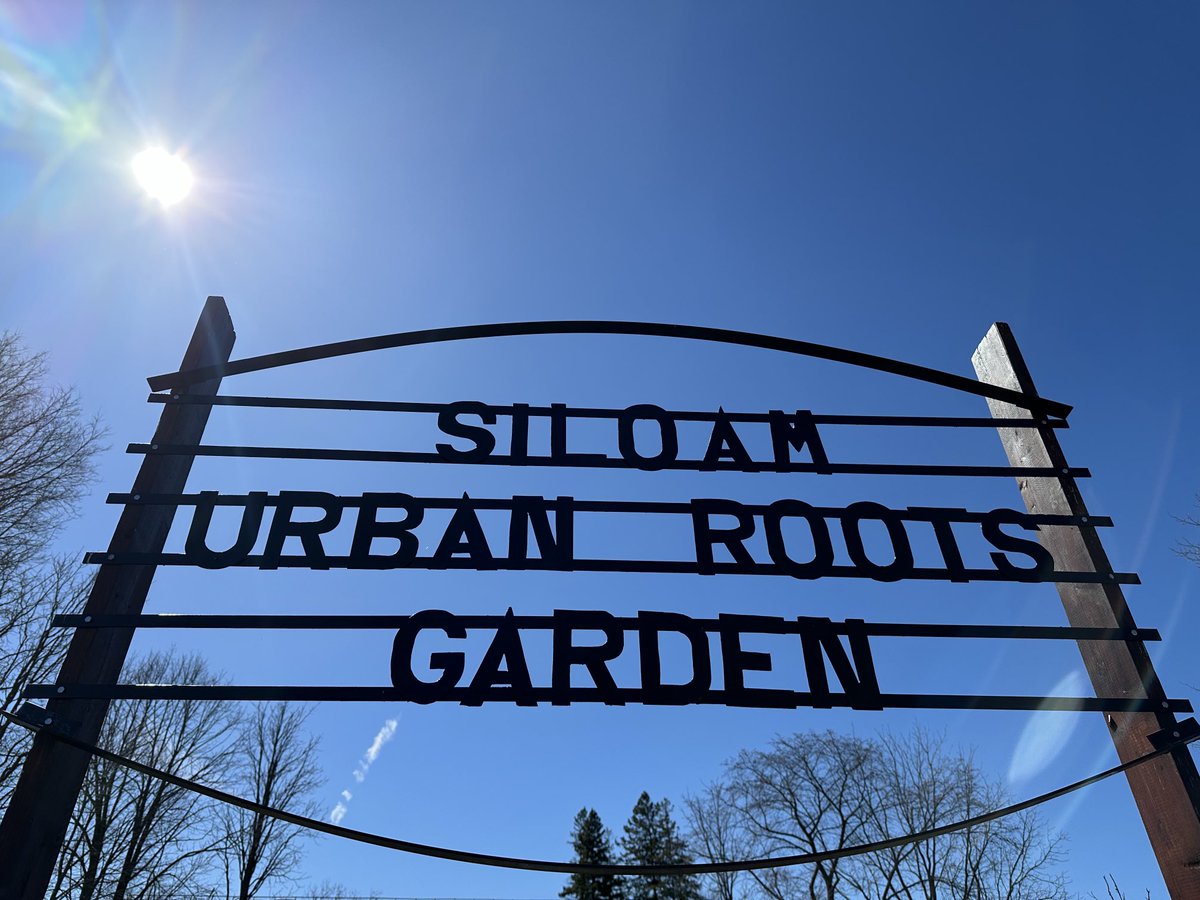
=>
[683,780,745,900]
[848,730,1067,899]
[0,556,91,802]
[0,333,102,804]
[1175,497,1200,566]
[717,731,881,900]
[685,729,1067,900]
[0,332,102,569]
[306,880,384,899]
[220,702,324,899]
[0,337,328,894]
[1090,875,1150,899]
[48,651,240,900]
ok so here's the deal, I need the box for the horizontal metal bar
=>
[81,551,1141,585]
[147,393,1069,430]
[127,442,1091,479]
[24,683,1187,712]
[102,491,1113,528]
[875,695,1191,713]
[143,320,1073,418]
[52,614,1160,641]
[851,622,1158,640]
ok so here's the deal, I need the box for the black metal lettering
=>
[797,617,882,709]
[551,610,624,706]
[184,491,266,568]
[691,499,756,573]
[435,401,497,463]
[432,495,494,568]
[763,499,834,579]
[616,404,679,471]
[982,509,1054,582]
[463,609,534,706]
[769,409,831,473]
[349,493,424,569]
[507,496,574,569]
[718,615,790,708]
[701,408,753,470]
[509,402,530,465]
[390,610,466,703]
[550,403,606,466]
[637,611,711,705]
[840,501,915,582]
[910,507,969,583]
[261,492,343,570]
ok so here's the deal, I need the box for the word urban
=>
[174,491,1067,583]
[390,609,881,708]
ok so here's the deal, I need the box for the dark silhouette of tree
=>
[0,334,324,898]
[1176,497,1200,567]
[0,333,102,568]
[1089,874,1150,899]
[685,729,1067,900]
[561,807,622,900]
[305,880,385,899]
[0,333,103,807]
[47,652,239,900]
[219,702,324,899]
[683,781,743,900]
[0,557,91,802]
[620,792,701,900]
[44,692,325,900]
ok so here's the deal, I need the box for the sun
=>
[131,147,194,207]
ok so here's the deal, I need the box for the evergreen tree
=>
[561,808,622,900]
[619,792,702,900]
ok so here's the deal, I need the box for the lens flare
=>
[131,147,193,207]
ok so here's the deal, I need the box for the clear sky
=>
[3,1,1200,897]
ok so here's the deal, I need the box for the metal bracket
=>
[1148,716,1200,751]
[14,702,76,737]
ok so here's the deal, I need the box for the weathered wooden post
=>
[974,322,1200,896]
[0,297,234,899]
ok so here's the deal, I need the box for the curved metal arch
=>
[5,708,1195,876]
[147,314,1071,419]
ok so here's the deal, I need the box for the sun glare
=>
[131,147,194,207]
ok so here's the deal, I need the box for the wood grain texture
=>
[974,322,1200,897]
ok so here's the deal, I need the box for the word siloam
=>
[432,402,830,472]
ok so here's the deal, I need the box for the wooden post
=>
[973,322,1200,896]
[0,297,235,899]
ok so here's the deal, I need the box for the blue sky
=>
[3,1,1200,896]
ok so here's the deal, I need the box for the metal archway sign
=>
[2,298,1199,897]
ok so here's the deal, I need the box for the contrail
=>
[329,715,400,824]
[354,718,398,783]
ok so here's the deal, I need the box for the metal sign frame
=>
[1,299,1197,897]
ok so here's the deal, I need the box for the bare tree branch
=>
[688,729,1067,899]
[219,702,324,899]
[49,652,240,900]
[0,333,103,811]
